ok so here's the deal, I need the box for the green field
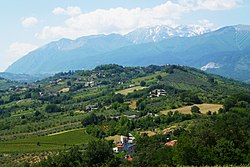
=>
[131,72,168,84]
[0,128,94,153]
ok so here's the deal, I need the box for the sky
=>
[0,0,250,72]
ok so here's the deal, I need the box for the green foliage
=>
[112,93,124,103]
[174,110,250,166]
[31,140,119,167]
[1,64,250,166]
[133,135,174,167]
[82,113,105,126]
[191,106,201,114]
[45,104,62,113]
[83,140,116,166]
[140,80,146,86]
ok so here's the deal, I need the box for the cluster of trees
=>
[45,104,62,113]
[223,93,250,112]
[83,112,192,138]
[82,113,105,126]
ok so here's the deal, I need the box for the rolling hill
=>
[1,64,250,165]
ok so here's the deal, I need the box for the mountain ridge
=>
[5,24,250,83]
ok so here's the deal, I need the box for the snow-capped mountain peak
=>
[126,25,211,44]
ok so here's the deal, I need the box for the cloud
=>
[199,0,243,10]
[198,19,214,28]
[2,43,38,71]
[7,42,38,60]
[37,0,242,40]
[52,6,82,16]
[38,1,187,40]
[22,17,38,27]
[178,0,242,10]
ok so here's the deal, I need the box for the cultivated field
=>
[59,87,70,93]
[129,101,137,109]
[116,86,146,95]
[161,103,223,115]
[0,128,94,153]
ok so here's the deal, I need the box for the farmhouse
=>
[113,134,136,156]
[85,81,95,87]
[149,89,166,97]
[85,104,98,111]
[110,115,138,120]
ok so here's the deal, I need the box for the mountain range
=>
[5,24,250,83]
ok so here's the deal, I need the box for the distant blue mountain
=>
[6,34,133,74]
[6,25,250,83]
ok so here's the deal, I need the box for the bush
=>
[140,80,146,86]
[45,104,62,113]
[191,106,201,114]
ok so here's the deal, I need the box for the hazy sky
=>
[1,0,250,72]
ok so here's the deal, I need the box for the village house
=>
[126,114,138,119]
[129,84,135,88]
[85,81,95,87]
[149,89,166,97]
[110,115,138,120]
[113,143,124,153]
[113,134,136,156]
[128,133,135,143]
[85,104,98,111]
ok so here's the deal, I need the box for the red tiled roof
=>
[117,145,124,148]
[117,143,123,147]
[127,157,133,161]
[164,140,177,147]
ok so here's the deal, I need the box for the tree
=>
[82,113,105,126]
[166,67,174,74]
[34,111,41,117]
[67,81,72,86]
[83,140,115,166]
[223,97,236,111]
[45,104,62,113]
[112,94,124,103]
[140,80,146,86]
[206,111,212,115]
[156,75,162,80]
[191,106,201,114]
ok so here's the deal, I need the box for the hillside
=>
[0,72,50,82]
[0,77,25,90]
[1,64,250,140]
[1,64,250,166]
[6,25,250,83]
